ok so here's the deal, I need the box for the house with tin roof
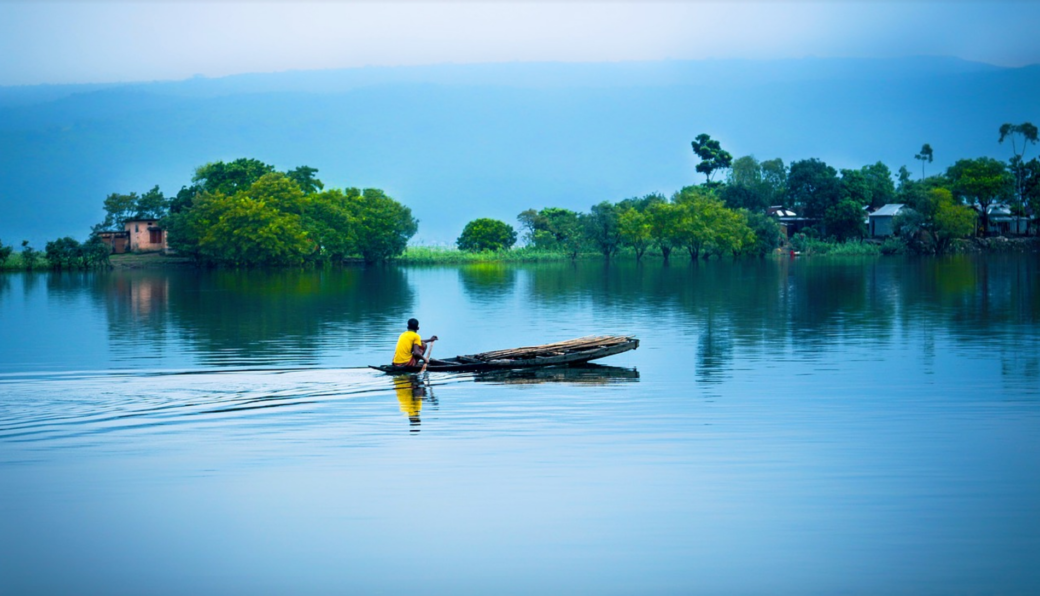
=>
[868,204,905,237]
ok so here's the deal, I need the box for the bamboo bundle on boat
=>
[472,335,634,361]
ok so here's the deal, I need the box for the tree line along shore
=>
[2,123,1039,271]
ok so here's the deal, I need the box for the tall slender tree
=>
[691,134,733,184]
[999,123,1039,211]
[915,143,934,178]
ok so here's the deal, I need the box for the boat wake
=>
[0,367,465,445]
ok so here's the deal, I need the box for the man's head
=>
[407,318,419,331]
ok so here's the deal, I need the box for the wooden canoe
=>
[370,335,639,374]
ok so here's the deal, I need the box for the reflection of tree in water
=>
[458,263,517,302]
[523,256,1040,388]
[696,316,732,384]
[90,267,414,366]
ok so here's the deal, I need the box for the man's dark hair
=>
[407,318,419,331]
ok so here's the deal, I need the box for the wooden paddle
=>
[419,339,433,375]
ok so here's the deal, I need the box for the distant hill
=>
[1,57,1038,247]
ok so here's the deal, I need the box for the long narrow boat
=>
[370,335,639,374]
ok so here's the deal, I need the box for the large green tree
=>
[188,174,315,267]
[646,201,682,261]
[618,208,653,260]
[895,188,976,254]
[722,155,778,212]
[947,157,1013,233]
[787,158,842,223]
[517,207,586,258]
[582,201,622,258]
[824,199,866,241]
[672,187,754,259]
[616,193,665,261]
[350,188,418,263]
[457,218,517,252]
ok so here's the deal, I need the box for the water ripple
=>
[0,367,466,445]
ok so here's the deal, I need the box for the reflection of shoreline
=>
[474,364,639,385]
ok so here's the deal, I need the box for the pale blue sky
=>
[2,1,1039,85]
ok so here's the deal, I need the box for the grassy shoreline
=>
[3,238,1037,271]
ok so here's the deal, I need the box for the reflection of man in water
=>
[394,375,427,432]
[392,318,438,367]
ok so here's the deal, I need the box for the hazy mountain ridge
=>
[1,58,1037,247]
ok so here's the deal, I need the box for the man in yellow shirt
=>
[392,318,438,367]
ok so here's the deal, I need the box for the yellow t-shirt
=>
[393,330,423,365]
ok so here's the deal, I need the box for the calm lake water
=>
[1,256,1039,595]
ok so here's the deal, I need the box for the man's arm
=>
[411,336,438,361]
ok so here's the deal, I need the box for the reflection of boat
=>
[474,363,639,385]
[370,335,639,373]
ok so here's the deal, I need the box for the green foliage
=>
[191,179,314,267]
[788,158,841,220]
[618,207,653,260]
[646,201,682,261]
[457,218,517,252]
[999,123,1038,159]
[722,155,783,212]
[100,192,139,230]
[517,207,587,258]
[742,211,782,256]
[82,235,111,268]
[761,158,788,206]
[931,189,977,253]
[164,163,415,266]
[915,143,934,178]
[616,193,665,260]
[44,237,82,270]
[894,188,977,254]
[20,241,39,271]
[893,208,928,246]
[691,133,733,184]
[135,186,168,220]
[947,157,1013,231]
[0,238,12,267]
[880,237,906,255]
[350,188,418,263]
[304,188,359,262]
[840,162,895,209]
[582,201,622,258]
[192,158,276,195]
[671,187,755,259]
[788,233,880,256]
[824,199,867,241]
[1020,158,1040,220]
[99,185,168,231]
[400,245,570,263]
[286,166,325,195]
